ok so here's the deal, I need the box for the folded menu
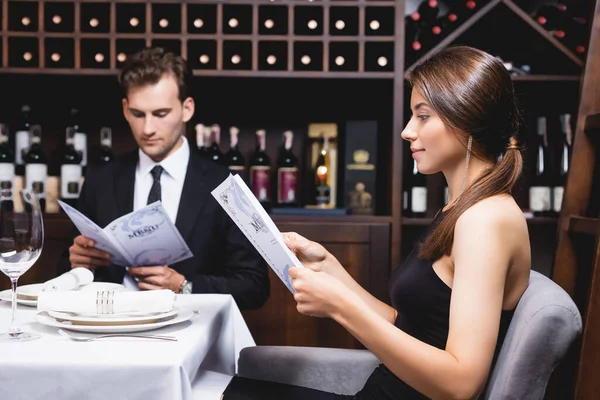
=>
[58,200,193,267]
[211,174,304,294]
[37,289,175,314]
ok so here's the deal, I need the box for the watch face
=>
[183,281,193,294]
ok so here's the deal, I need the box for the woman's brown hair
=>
[406,46,524,261]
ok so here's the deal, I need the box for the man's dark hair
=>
[118,47,192,102]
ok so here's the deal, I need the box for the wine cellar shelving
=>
[1,0,401,78]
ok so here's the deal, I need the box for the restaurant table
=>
[0,294,253,400]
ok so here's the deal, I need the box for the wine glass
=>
[0,188,44,341]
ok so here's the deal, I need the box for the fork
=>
[58,329,178,342]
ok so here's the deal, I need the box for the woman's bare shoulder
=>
[455,194,527,235]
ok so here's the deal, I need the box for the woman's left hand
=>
[288,266,351,319]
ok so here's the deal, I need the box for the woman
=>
[222,45,531,400]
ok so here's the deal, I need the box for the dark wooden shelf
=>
[401,217,433,226]
[27,0,397,5]
[402,216,559,226]
[2,32,396,42]
[567,216,600,235]
[273,214,393,224]
[0,67,394,78]
[42,212,393,226]
[511,75,581,82]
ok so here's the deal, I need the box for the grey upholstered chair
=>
[238,270,582,399]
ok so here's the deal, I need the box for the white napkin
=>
[37,289,176,315]
[41,268,94,292]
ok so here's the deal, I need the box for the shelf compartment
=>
[151,3,181,35]
[293,41,324,72]
[81,38,110,69]
[115,3,146,34]
[187,39,217,70]
[222,40,252,70]
[44,2,75,33]
[328,41,359,72]
[44,38,74,69]
[8,1,39,32]
[80,2,110,34]
[115,38,146,68]
[8,36,39,68]
[258,5,288,35]
[222,4,253,35]
[186,4,217,34]
[258,41,288,71]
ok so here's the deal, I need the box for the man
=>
[56,47,269,310]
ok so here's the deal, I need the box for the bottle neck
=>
[256,134,266,151]
[230,134,239,149]
[284,137,293,151]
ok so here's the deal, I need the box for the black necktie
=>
[147,165,164,204]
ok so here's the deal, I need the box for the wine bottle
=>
[529,116,552,217]
[70,108,88,169]
[207,124,223,164]
[194,123,209,159]
[60,127,83,207]
[15,104,32,174]
[249,129,271,208]
[277,130,299,207]
[404,17,424,65]
[315,136,331,207]
[24,125,47,212]
[415,23,443,52]
[225,126,246,177]
[553,113,572,214]
[562,17,588,55]
[99,127,114,165]
[402,155,410,216]
[454,0,478,20]
[434,11,459,39]
[411,0,439,27]
[0,123,15,211]
[533,3,568,39]
[410,159,427,218]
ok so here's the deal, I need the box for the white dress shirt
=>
[123,136,190,290]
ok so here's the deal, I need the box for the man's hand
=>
[69,235,112,270]
[128,266,186,292]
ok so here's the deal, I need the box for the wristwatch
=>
[179,279,193,294]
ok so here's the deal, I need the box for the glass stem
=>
[9,277,20,335]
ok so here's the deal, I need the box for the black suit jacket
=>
[57,147,270,310]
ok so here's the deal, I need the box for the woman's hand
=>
[282,232,344,276]
[288,266,352,319]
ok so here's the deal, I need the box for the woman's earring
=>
[459,135,473,195]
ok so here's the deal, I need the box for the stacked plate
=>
[36,307,194,334]
[0,282,126,307]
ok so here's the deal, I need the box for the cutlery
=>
[58,329,177,342]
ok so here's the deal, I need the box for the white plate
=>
[0,282,127,307]
[36,309,194,333]
[47,308,178,326]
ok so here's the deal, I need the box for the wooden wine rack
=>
[0,0,401,78]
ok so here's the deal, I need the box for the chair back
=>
[483,270,582,399]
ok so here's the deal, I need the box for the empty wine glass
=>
[0,188,44,341]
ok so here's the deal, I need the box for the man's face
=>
[122,74,194,162]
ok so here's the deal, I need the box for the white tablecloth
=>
[0,294,254,400]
